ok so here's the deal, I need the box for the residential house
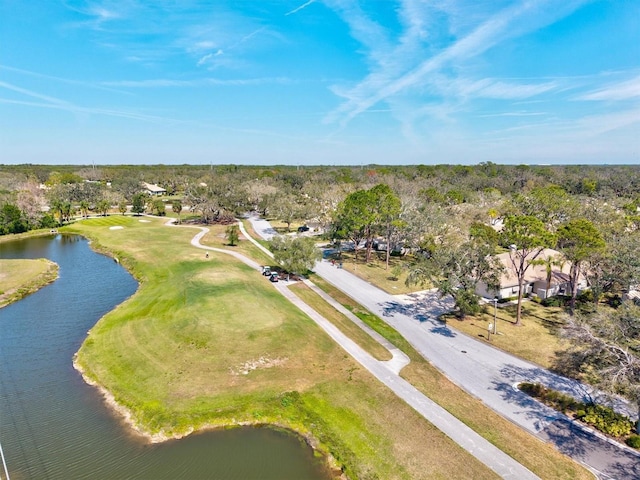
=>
[476,248,587,300]
[142,182,167,196]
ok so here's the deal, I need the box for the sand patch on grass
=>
[229,356,289,376]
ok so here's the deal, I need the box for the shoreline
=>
[67,223,344,478]
[0,258,59,309]
[71,357,342,477]
[72,356,189,443]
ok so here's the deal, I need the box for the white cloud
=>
[197,53,213,66]
[325,0,590,126]
[285,0,317,16]
[194,40,216,50]
[100,77,291,88]
[464,79,558,99]
[478,111,547,118]
[578,74,640,101]
[0,80,73,107]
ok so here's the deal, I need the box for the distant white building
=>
[142,182,166,196]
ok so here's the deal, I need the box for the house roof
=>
[496,248,572,288]
[142,182,166,193]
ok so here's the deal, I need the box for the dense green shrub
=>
[542,295,570,307]
[625,435,640,449]
[519,382,543,396]
[577,290,594,303]
[607,294,623,308]
[576,405,634,437]
[520,383,634,437]
[39,213,59,229]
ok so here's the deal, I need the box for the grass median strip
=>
[63,216,500,480]
[288,282,392,362]
[309,274,593,480]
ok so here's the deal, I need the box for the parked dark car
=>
[269,272,279,282]
[297,225,310,232]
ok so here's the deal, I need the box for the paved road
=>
[247,215,640,480]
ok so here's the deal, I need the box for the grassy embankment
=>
[0,257,58,308]
[64,215,500,480]
[309,274,593,480]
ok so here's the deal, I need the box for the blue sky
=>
[1,0,638,165]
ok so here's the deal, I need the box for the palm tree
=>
[96,199,110,216]
[61,201,72,223]
[171,200,183,224]
[530,254,564,298]
[79,200,90,218]
[49,199,64,225]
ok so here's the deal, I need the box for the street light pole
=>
[493,297,498,335]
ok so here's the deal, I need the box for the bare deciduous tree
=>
[561,304,640,416]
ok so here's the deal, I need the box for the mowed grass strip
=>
[0,258,58,308]
[64,217,499,480]
[309,274,593,480]
[288,282,392,361]
[444,302,569,370]
[326,250,415,295]
[196,224,273,266]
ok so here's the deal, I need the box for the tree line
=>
[1,162,638,414]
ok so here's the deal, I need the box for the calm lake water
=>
[0,234,330,479]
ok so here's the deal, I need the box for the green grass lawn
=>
[197,223,273,266]
[63,216,501,480]
[444,301,569,370]
[325,249,416,295]
[0,258,58,308]
[240,219,272,251]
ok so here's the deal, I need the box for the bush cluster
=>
[519,382,637,442]
[519,382,580,413]
[541,295,570,307]
[576,405,634,437]
[626,435,640,449]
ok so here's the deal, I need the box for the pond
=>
[0,234,330,479]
